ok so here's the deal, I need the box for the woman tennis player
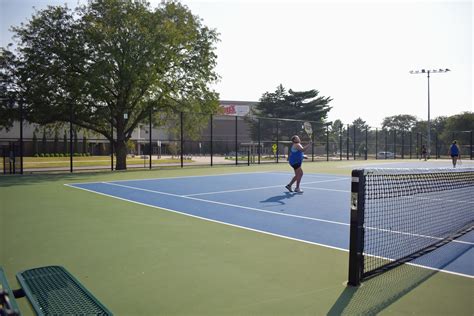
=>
[286,135,312,193]
[448,140,461,168]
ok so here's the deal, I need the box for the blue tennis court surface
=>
[67,171,473,278]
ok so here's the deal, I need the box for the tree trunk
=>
[115,139,127,170]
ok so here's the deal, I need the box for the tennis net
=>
[348,168,474,286]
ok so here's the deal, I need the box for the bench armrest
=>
[0,267,21,316]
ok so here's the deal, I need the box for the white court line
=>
[300,186,350,193]
[103,182,349,226]
[66,171,275,186]
[64,183,348,253]
[101,182,474,246]
[65,183,474,279]
[184,178,347,197]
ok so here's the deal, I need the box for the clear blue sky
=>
[1,0,472,127]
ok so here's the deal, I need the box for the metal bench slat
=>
[16,266,112,316]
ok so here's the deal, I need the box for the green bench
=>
[0,266,112,316]
[1,267,21,315]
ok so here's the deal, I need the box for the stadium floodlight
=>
[409,68,451,159]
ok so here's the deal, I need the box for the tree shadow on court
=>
[327,241,472,315]
[260,192,297,206]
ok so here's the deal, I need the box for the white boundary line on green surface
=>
[64,182,474,279]
[65,182,474,279]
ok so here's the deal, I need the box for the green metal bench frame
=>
[0,267,21,316]
[1,266,112,316]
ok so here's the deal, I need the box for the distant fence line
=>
[1,113,472,174]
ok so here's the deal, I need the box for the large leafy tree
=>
[381,114,418,131]
[440,112,474,148]
[2,0,219,169]
[0,48,19,130]
[250,84,332,141]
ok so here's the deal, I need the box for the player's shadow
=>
[260,192,296,206]
[327,240,472,315]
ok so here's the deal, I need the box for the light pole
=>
[409,68,450,158]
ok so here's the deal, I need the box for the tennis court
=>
[1,160,473,315]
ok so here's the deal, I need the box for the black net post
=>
[435,132,438,159]
[348,169,365,286]
[410,131,412,159]
[384,130,388,158]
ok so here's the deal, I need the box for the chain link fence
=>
[1,112,472,174]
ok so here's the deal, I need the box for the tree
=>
[381,114,418,131]
[3,0,220,169]
[440,112,474,149]
[0,48,18,130]
[250,84,332,141]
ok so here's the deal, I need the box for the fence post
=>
[235,116,238,166]
[365,127,368,160]
[257,118,261,164]
[69,103,73,173]
[149,107,152,170]
[470,130,473,160]
[180,112,184,168]
[346,124,350,160]
[339,126,342,160]
[393,130,396,159]
[375,128,378,159]
[326,124,329,161]
[19,100,24,174]
[110,121,114,171]
[276,120,279,163]
[401,131,404,159]
[410,131,412,159]
[353,125,356,160]
[210,114,213,166]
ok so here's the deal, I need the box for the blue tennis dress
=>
[288,146,304,166]
[450,144,459,156]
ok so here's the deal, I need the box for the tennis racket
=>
[303,121,313,140]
